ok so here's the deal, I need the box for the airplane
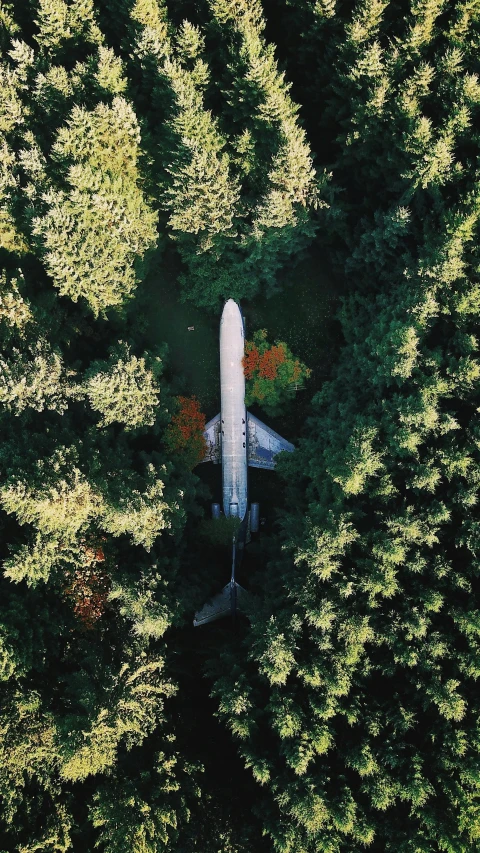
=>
[193,299,294,627]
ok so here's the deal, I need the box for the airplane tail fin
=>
[193,581,248,627]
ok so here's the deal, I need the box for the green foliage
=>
[126,0,319,308]
[0,441,182,585]
[83,342,161,430]
[0,339,72,415]
[90,778,173,853]
[1,0,480,850]
[33,98,158,316]
[60,656,175,781]
[197,514,241,550]
[205,0,321,293]
[209,2,480,850]
[1,447,105,539]
[103,463,179,550]
[0,270,74,415]
[33,0,103,55]
[109,573,171,639]
[159,50,243,308]
[3,534,82,587]
[0,8,200,853]
[0,627,18,681]
[0,270,33,332]
[0,690,62,827]
[0,140,29,253]
[89,748,193,853]
[244,328,311,416]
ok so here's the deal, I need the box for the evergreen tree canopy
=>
[209,1,480,850]
[83,341,162,429]
[32,98,158,315]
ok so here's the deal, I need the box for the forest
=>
[0,0,479,850]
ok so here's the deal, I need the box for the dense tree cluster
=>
[210,1,480,850]
[0,1,265,849]
[0,0,479,851]
[115,0,321,308]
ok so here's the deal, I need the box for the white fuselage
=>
[220,300,248,521]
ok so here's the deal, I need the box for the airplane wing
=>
[247,412,294,470]
[201,413,221,463]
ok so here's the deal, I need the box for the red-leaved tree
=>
[64,540,111,630]
[165,395,207,468]
[243,330,310,416]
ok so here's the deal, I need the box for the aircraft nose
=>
[222,299,241,321]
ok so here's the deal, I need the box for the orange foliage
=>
[64,540,111,630]
[243,342,260,379]
[243,329,311,413]
[166,395,207,467]
[83,546,106,563]
[258,343,287,379]
[244,339,287,380]
[292,360,302,382]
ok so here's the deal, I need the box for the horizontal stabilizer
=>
[247,412,294,470]
[201,413,221,463]
[193,582,249,627]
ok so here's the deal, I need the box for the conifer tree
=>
[32,97,158,315]
[128,6,246,307]
[124,0,320,307]
[0,269,33,334]
[212,204,480,851]
[1,0,479,849]
[83,341,161,430]
[0,139,28,254]
[161,51,243,305]
[0,339,72,415]
[103,462,180,550]
[90,768,187,853]
[206,0,320,297]
[0,689,68,846]
[60,654,176,781]
[33,0,103,56]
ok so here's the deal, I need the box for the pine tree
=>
[124,0,319,307]
[33,0,103,56]
[82,341,161,430]
[60,655,176,782]
[89,754,192,853]
[1,446,105,541]
[207,0,320,294]
[32,98,158,315]
[0,270,33,333]
[0,8,201,853]
[0,339,72,415]
[103,462,180,550]
[0,690,65,836]
[159,49,243,307]
[0,139,29,254]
